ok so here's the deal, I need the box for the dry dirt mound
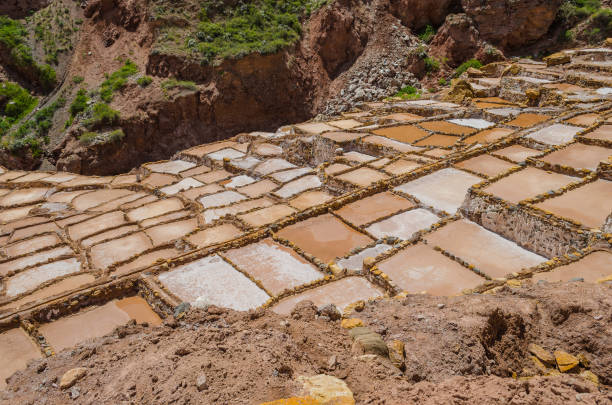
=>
[2,282,610,404]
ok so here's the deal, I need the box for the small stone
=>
[341,318,363,329]
[327,355,337,369]
[543,52,571,66]
[353,300,365,312]
[174,302,191,318]
[328,263,344,277]
[349,327,388,357]
[297,374,354,405]
[577,353,590,368]
[506,279,522,287]
[318,304,341,321]
[528,344,555,365]
[594,315,603,321]
[388,340,405,370]
[362,257,376,269]
[570,277,584,282]
[69,387,80,399]
[580,370,599,385]
[437,303,445,309]
[196,374,208,391]
[554,350,580,372]
[60,367,87,390]
[416,314,425,321]
[531,356,550,373]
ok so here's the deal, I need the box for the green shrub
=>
[393,85,420,100]
[79,131,98,145]
[187,0,330,64]
[418,25,436,43]
[438,78,448,86]
[455,59,482,77]
[108,128,125,142]
[137,76,153,87]
[70,88,89,116]
[161,79,197,91]
[99,60,138,102]
[84,102,119,127]
[72,76,84,84]
[0,82,37,121]
[424,57,440,72]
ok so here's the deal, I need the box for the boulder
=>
[388,0,458,31]
[297,374,354,405]
[429,14,481,67]
[543,52,571,67]
[59,367,87,390]
[554,350,580,372]
[528,343,555,365]
[349,327,388,357]
[341,318,364,329]
[388,340,405,369]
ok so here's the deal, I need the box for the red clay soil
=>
[2,282,610,404]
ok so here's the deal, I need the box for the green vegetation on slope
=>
[392,85,420,100]
[30,1,78,65]
[153,0,330,64]
[560,0,612,42]
[455,59,482,78]
[0,16,57,91]
[0,82,38,136]
[100,60,139,102]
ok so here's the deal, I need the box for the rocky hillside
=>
[0,0,607,174]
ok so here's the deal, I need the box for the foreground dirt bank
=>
[2,282,610,404]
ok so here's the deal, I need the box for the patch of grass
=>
[72,75,84,84]
[99,60,138,102]
[418,25,436,43]
[137,76,153,87]
[69,88,89,117]
[161,78,197,91]
[2,97,65,156]
[438,78,448,86]
[154,0,330,64]
[560,1,612,41]
[79,128,125,145]
[0,16,57,91]
[455,59,482,77]
[83,102,120,128]
[0,82,38,132]
[31,1,78,65]
[393,85,420,100]
[424,57,440,73]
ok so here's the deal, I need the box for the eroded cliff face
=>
[1,0,565,174]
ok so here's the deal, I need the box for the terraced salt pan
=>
[5,258,81,297]
[456,154,517,177]
[419,121,476,136]
[274,175,322,199]
[158,254,269,310]
[222,175,256,189]
[0,205,38,223]
[424,220,546,278]
[325,163,351,175]
[506,113,550,128]
[463,128,515,145]
[206,148,245,161]
[377,244,485,295]
[89,232,153,269]
[236,179,277,198]
[270,167,312,183]
[39,296,162,352]
[483,167,576,204]
[383,159,421,175]
[532,251,612,283]
[372,125,430,143]
[328,119,362,129]
[277,214,373,262]
[295,122,337,134]
[145,218,198,246]
[67,211,127,241]
[146,160,195,175]
[414,134,459,147]
[394,168,481,214]
[9,172,49,183]
[113,248,181,276]
[366,209,440,240]
[534,179,612,228]
[10,221,60,242]
[336,243,393,272]
[0,245,73,276]
[193,169,232,184]
[142,173,177,188]
[566,113,601,127]
[288,190,334,210]
[0,188,50,208]
[335,192,414,227]
[4,233,62,257]
[336,167,389,187]
[492,144,542,162]
[272,277,383,315]
[203,197,273,224]
[342,151,376,163]
[361,135,423,153]
[186,223,242,248]
[527,124,582,145]
[231,156,261,170]
[254,143,283,156]
[0,328,42,390]
[81,225,139,248]
[127,198,184,222]
[222,239,322,295]
[160,178,204,195]
[582,124,612,142]
[198,190,247,209]
[540,143,611,171]
[448,118,495,129]
[255,158,296,175]
[181,184,224,201]
[238,204,296,228]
